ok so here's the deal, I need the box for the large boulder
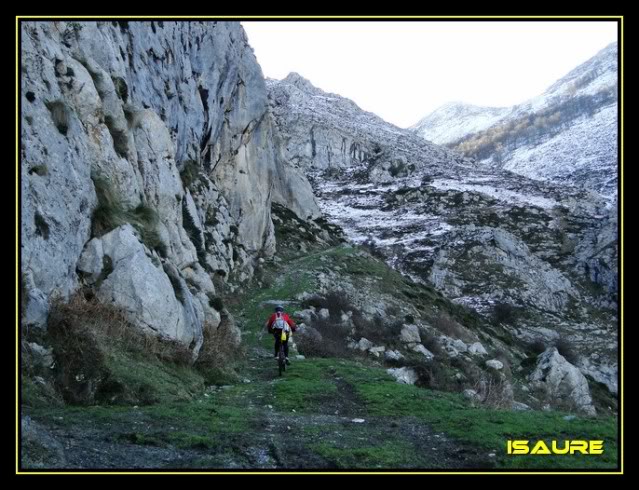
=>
[411,343,435,360]
[529,347,596,416]
[468,342,488,356]
[77,225,203,350]
[486,359,504,371]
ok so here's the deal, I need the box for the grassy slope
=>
[225,245,618,469]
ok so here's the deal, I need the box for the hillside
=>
[411,42,619,198]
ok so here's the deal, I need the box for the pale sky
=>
[242,21,618,128]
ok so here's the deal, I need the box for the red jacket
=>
[266,312,297,334]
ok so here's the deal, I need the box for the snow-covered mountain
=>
[410,102,511,145]
[411,42,618,198]
[267,72,618,393]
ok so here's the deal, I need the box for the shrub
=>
[34,212,50,239]
[295,317,353,359]
[28,165,48,176]
[389,161,407,177]
[360,316,404,347]
[472,373,513,409]
[554,337,579,364]
[194,318,242,385]
[111,76,128,102]
[420,330,444,357]
[302,290,352,320]
[179,160,200,189]
[491,302,519,325]
[207,294,225,312]
[405,359,458,392]
[526,338,547,355]
[433,312,472,341]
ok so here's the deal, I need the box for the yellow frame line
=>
[15,15,623,476]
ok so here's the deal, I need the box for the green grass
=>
[101,349,205,404]
[142,385,255,436]
[226,254,319,352]
[313,440,419,469]
[272,360,339,412]
[337,361,618,469]
[225,241,619,469]
[24,226,618,471]
[29,386,253,444]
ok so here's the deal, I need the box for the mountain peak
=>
[281,72,319,93]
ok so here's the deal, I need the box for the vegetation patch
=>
[45,293,202,405]
[194,319,242,385]
[34,212,50,239]
[340,363,617,469]
[91,175,166,255]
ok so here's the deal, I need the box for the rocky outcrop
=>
[267,72,468,176]
[429,226,577,313]
[529,348,596,416]
[21,21,320,353]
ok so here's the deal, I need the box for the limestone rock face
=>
[21,21,319,353]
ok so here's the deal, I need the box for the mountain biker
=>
[265,305,297,365]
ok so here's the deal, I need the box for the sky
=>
[242,21,618,128]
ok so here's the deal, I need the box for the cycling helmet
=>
[274,305,284,312]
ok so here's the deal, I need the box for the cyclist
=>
[265,305,297,364]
